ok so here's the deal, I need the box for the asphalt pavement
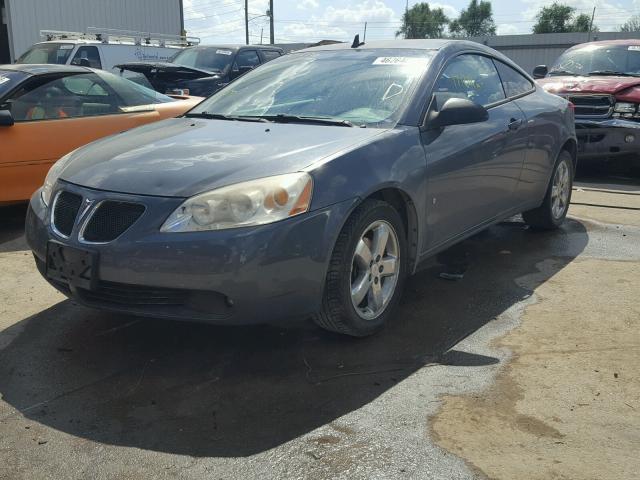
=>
[0,169,638,480]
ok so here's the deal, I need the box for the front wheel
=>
[312,199,407,337]
[523,150,574,230]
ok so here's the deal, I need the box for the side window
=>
[262,50,281,62]
[71,46,102,69]
[434,54,505,107]
[234,50,260,70]
[7,73,120,121]
[494,61,534,98]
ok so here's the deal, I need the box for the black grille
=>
[80,281,189,306]
[564,94,613,118]
[53,191,82,236]
[82,201,145,242]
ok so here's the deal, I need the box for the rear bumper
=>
[26,185,357,324]
[575,118,640,163]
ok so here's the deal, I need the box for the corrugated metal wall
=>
[467,32,640,75]
[5,0,182,61]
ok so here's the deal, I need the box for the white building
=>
[1,0,184,63]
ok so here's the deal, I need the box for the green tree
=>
[620,15,640,32]
[449,0,497,37]
[532,3,597,33]
[572,13,596,32]
[396,3,450,39]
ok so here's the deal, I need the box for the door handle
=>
[508,118,523,131]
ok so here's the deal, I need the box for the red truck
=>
[533,39,640,170]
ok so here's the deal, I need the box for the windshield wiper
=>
[249,114,357,127]
[587,70,639,77]
[183,112,270,123]
[548,69,579,76]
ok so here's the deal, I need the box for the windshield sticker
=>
[216,49,233,55]
[0,76,9,85]
[373,57,428,67]
[629,46,640,51]
[59,44,74,50]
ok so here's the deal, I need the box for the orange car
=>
[0,64,202,204]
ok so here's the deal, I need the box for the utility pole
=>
[363,22,367,42]
[244,0,249,45]
[269,0,274,44]
[260,27,264,44]
[587,6,596,42]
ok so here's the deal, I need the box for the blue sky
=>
[183,0,640,44]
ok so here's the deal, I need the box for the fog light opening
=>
[625,134,635,143]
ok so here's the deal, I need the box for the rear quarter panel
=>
[514,88,575,205]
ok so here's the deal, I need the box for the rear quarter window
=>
[494,61,534,98]
[262,50,282,62]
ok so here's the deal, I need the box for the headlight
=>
[161,172,313,232]
[41,151,74,206]
[614,102,636,113]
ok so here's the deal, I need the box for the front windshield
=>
[190,49,434,128]
[16,43,75,65]
[550,44,640,76]
[170,47,235,72]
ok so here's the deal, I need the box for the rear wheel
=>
[523,150,574,230]
[313,200,407,337]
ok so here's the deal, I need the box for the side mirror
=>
[0,110,14,127]
[532,65,548,79]
[427,98,488,129]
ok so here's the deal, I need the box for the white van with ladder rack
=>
[14,28,199,72]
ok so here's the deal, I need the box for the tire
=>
[523,150,574,230]
[312,199,407,337]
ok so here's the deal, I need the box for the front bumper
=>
[26,182,356,324]
[576,118,640,162]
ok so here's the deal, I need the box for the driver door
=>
[421,54,527,250]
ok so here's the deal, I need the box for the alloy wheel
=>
[551,160,571,219]
[349,220,400,320]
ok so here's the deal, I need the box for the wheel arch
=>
[349,186,420,274]
[560,137,578,172]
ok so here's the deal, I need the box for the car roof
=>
[297,39,475,52]
[569,39,640,49]
[184,44,283,51]
[0,63,92,75]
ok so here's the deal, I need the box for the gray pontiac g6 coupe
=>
[26,40,576,337]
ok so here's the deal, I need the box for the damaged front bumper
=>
[575,118,640,163]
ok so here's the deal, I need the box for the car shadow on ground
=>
[0,218,588,457]
[0,203,28,253]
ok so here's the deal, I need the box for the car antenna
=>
[351,34,364,48]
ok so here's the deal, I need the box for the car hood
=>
[60,117,387,198]
[537,75,640,95]
[115,62,218,78]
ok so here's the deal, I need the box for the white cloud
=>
[430,2,459,20]
[183,0,270,43]
[497,23,522,35]
[280,0,398,42]
[297,0,319,10]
